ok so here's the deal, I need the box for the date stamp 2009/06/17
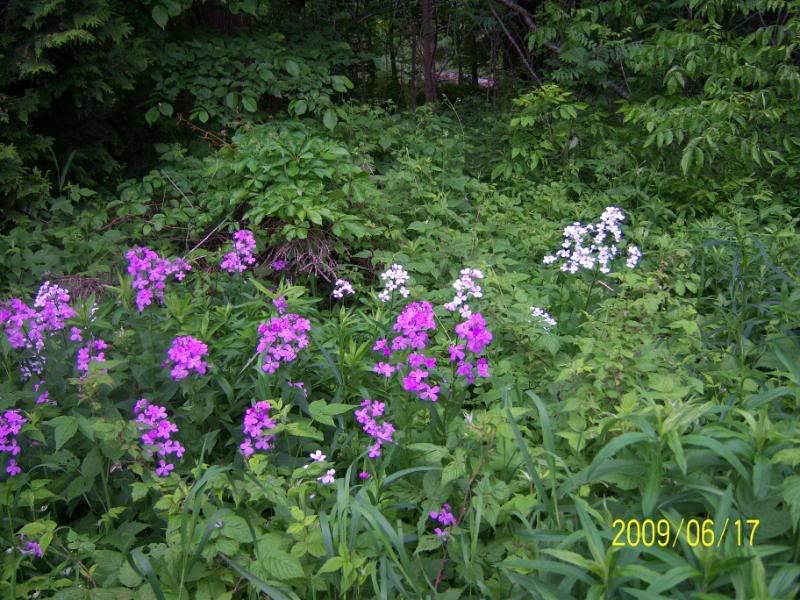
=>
[611,518,760,548]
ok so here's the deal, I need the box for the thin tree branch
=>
[493,0,561,54]
[487,0,542,84]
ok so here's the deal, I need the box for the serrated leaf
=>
[262,550,304,580]
[441,460,466,486]
[221,515,251,543]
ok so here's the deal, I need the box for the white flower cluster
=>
[377,264,410,302]
[529,306,557,331]
[543,206,640,274]
[444,268,484,319]
[332,278,355,299]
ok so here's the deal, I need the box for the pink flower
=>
[126,247,190,312]
[134,400,184,475]
[256,313,311,374]
[220,229,257,273]
[6,459,21,476]
[272,296,288,315]
[76,339,108,375]
[240,401,277,458]
[155,460,174,477]
[373,362,396,377]
[1,410,27,474]
[358,471,370,480]
[166,336,208,381]
[318,468,336,484]
[355,399,394,459]
[429,503,456,538]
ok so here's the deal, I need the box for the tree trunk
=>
[389,20,398,83]
[469,31,479,87]
[409,17,418,108]
[421,0,436,103]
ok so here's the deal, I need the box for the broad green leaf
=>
[48,416,79,452]
[152,5,168,28]
[323,108,338,130]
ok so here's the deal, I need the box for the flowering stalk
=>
[166,336,209,381]
[133,399,184,477]
[240,401,277,458]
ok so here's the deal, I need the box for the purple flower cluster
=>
[0,299,41,351]
[273,295,288,315]
[1,409,27,476]
[429,503,457,538]
[240,401,277,457]
[443,268,484,319]
[287,380,308,397]
[19,535,43,558]
[378,264,410,302]
[0,281,77,379]
[373,302,441,402]
[126,247,191,312]
[220,229,257,273]
[542,206,640,274]
[34,282,77,332]
[166,336,208,381]
[134,399,184,477]
[271,259,288,271]
[256,313,311,374]
[76,339,108,375]
[354,399,395,458]
[450,313,492,384]
[33,380,52,406]
[332,278,355,299]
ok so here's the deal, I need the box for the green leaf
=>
[221,515,251,543]
[221,555,298,600]
[152,5,168,29]
[48,416,79,452]
[242,96,257,112]
[225,92,239,110]
[284,421,323,441]
[318,556,344,574]
[441,459,466,486]
[158,102,173,117]
[308,400,355,426]
[145,107,160,125]
[284,60,300,77]
[323,109,338,130]
[262,550,304,580]
[293,99,308,115]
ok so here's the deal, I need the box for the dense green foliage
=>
[1,0,800,598]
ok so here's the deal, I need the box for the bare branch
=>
[487,0,542,84]
[492,0,562,54]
